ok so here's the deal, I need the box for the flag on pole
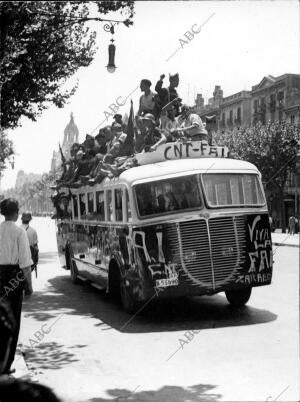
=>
[59,143,67,173]
[122,100,135,156]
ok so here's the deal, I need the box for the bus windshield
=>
[202,173,265,207]
[135,174,203,217]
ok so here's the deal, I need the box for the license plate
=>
[156,277,179,288]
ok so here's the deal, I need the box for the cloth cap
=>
[141,113,156,124]
[22,212,32,221]
[113,114,122,120]
[169,73,179,80]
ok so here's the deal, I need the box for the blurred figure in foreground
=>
[0,379,61,402]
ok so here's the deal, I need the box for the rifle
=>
[59,143,67,174]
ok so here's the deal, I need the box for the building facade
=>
[219,90,251,129]
[251,74,300,125]
[194,74,300,129]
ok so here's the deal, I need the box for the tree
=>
[214,122,300,228]
[0,1,134,131]
[0,129,14,176]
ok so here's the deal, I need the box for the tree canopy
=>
[215,122,300,190]
[0,130,14,176]
[0,1,134,131]
[214,121,300,226]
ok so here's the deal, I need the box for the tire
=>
[225,287,252,307]
[108,261,121,301]
[109,260,140,313]
[70,258,81,285]
[120,278,139,314]
[65,244,71,270]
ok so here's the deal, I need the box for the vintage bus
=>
[56,141,273,312]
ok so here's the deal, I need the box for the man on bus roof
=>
[178,105,208,142]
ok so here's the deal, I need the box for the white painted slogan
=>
[136,141,229,165]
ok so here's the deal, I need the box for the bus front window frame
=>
[201,173,266,209]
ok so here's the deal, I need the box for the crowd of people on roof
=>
[53,73,208,192]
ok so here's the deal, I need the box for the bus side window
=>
[115,189,123,222]
[106,190,112,221]
[125,189,132,222]
[95,191,104,221]
[79,194,86,218]
[73,195,78,219]
[87,192,94,217]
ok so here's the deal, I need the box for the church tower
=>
[62,112,79,159]
[50,113,79,172]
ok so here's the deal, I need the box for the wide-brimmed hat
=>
[141,113,156,124]
[21,212,32,221]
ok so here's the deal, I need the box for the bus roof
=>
[115,158,260,185]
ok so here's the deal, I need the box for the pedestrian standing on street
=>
[0,198,33,375]
[294,216,299,234]
[21,212,39,280]
[289,215,295,235]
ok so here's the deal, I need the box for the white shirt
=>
[182,113,207,136]
[21,224,38,247]
[0,221,33,269]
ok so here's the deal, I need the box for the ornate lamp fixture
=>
[104,23,116,73]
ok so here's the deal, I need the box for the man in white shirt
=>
[21,212,38,249]
[0,198,32,374]
[21,212,38,278]
[179,105,208,141]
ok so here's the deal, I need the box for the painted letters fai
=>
[236,214,273,286]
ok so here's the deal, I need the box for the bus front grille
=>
[209,216,246,287]
[165,216,246,289]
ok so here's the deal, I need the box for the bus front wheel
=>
[120,279,139,314]
[225,287,252,307]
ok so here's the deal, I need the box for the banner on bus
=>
[136,141,229,165]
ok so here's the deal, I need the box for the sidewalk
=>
[11,346,32,381]
[272,232,300,248]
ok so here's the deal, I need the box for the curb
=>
[272,242,299,248]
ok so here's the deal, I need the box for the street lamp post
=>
[39,12,132,72]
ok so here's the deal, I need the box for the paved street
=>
[18,217,299,402]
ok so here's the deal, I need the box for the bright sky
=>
[1,0,299,190]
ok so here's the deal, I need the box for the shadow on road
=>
[87,383,222,401]
[22,341,84,370]
[22,264,277,334]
